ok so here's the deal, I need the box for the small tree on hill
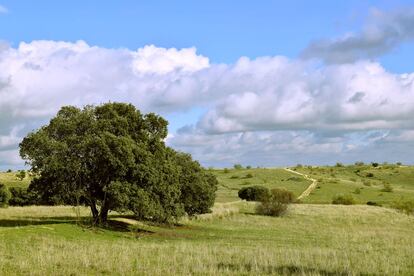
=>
[20,103,217,224]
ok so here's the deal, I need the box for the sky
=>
[0,0,414,169]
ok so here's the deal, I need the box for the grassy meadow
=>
[0,166,414,275]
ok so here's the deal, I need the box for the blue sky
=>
[0,1,414,168]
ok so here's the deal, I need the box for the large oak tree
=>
[20,103,217,224]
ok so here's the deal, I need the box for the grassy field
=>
[1,204,413,275]
[212,168,311,202]
[0,167,414,275]
[292,165,414,205]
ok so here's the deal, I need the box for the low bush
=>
[223,168,230,174]
[255,188,295,217]
[229,175,240,179]
[332,194,355,205]
[381,183,393,193]
[244,173,253,179]
[362,180,372,186]
[392,200,414,215]
[0,184,11,208]
[256,200,288,217]
[367,201,381,207]
[353,188,361,194]
[371,162,379,167]
[366,173,374,178]
[238,186,269,201]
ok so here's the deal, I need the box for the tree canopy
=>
[20,103,217,224]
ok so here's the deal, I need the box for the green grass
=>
[292,165,414,205]
[1,166,414,274]
[0,204,413,275]
[212,168,311,202]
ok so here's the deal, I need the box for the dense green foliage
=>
[8,187,39,206]
[0,184,11,207]
[19,103,217,224]
[238,186,269,201]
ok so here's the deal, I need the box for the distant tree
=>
[6,169,12,173]
[15,170,26,181]
[371,162,379,167]
[335,162,344,167]
[20,103,217,224]
[234,164,243,170]
[246,165,252,169]
[0,184,11,208]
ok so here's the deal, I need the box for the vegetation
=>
[15,170,26,181]
[256,188,295,217]
[0,184,11,207]
[238,186,269,201]
[332,194,355,205]
[19,103,217,224]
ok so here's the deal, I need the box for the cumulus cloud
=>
[0,39,414,168]
[196,59,414,134]
[301,8,414,63]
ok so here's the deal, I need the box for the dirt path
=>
[284,168,318,200]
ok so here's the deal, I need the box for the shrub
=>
[353,188,361,194]
[238,186,269,201]
[223,168,230,174]
[295,164,303,168]
[0,184,11,208]
[392,200,414,215]
[244,173,253,179]
[396,162,402,166]
[229,175,239,179]
[366,172,374,178]
[246,165,251,169]
[233,164,243,170]
[15,170,26,181]
[6,169,12,173]
[367,201,381,207]
[8,187,39,206]
[332,194,355,205]
[255,188,294,217]
[268,188,295,204]
[256,200,288,217]
[371,162,379,167]
[381,183,393,192]
[354,161,364,166]
[335,162,344,167]
[362,180,372,186]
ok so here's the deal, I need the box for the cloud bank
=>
[1,8,414,168]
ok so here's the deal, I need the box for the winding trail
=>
[284,168,318,200]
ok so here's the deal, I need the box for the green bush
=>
[367,201,381,207]
[353,188,361,194]
[392,200,414,215]
[335,162,344,167]
[381,183,393,192]
[223,168,229,174]
[8,187,40,206]
[366,172,374,178]
[255,188,295,217]
[371,162,379,167]
[267,188,295,204]
[332,194,355,205]
[238,186,269,201]
[244,173,253,179]
[256,199,288,217]
[230,175,239,179]
[0,184,11,208]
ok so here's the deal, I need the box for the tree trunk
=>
[90,200,99,223]
[98,203,109,224]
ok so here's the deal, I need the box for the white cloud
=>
[0,39,414,168]
[301,8,414,63]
